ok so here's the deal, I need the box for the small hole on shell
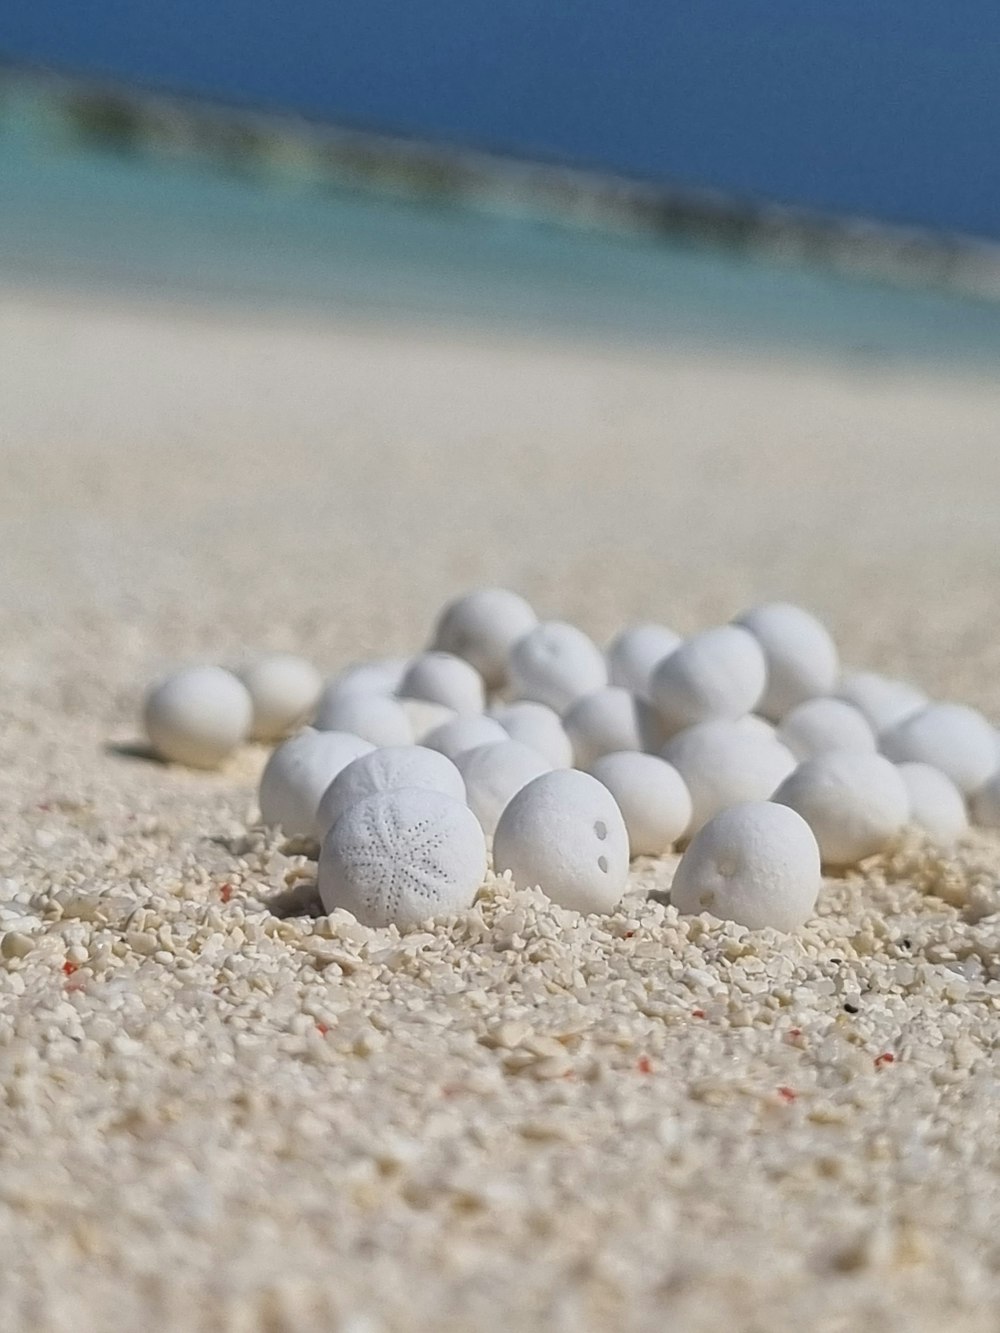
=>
[597,855,609,873]
[594,821,607,840]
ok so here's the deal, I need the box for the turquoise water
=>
[4,103,1000,365]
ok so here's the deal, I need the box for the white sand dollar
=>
[258,728,375,837]
[777,697,877,761]
[144,666,252,769]
[237,653,322,742]
[880,703,997,795]
[588,752,692,855]
[661,720,797,835]
[606,623,682,698]
[897,763,968,844]
[971,772,1000,829]
[773,751,909,867]
[316,745,466,839]
[318,788,486,929]
[399,652,485,716]
[734,603,839,720]
[398,698,458,742]
[431,588,537,688]
[670,801,821,931]
[312,692,413,747]
[562,687,664,768]
[835,671,927,735]
[455,740,552,836]
[507,621,607,713]
[493,769,630,914]
[649,626,767,733]
[490,700,574,768]
[423,715,508,762]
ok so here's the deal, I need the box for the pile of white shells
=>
[141,590,1000,933]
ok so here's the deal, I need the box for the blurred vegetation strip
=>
[3,60,999,301]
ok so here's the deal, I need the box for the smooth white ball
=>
[493,769,630,914]
[398,652,485,716]
[670,801,821,931]
[562,687,665,768]
[773,751,909,867]
[835,671,927,735]
[455,740,552,836]
[319,788,486,929]
[258,728,375,837]
[970,771,1000,829]
[606,623,682,698]
[734,603,839,720]
[312,692,413,747]
[315,745,466,839]
[649,626,767,733]
[237,653,322,742]
[733,714,778,742]
[661,720,797,835]
[880,703,997,795]
[144,666,252,769]
[777,697,877,761]
[588,752,692,855]
[398,698,458,742]
[423,715,509,762]
[507,621,608,713]
[897,763,969,844]
[431,588,538,688]
[322,658,410,703]
[490,701,574,768]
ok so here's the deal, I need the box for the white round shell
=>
[897,762,968,844]
[454,740,552,836]
[318,788,486,929]
[773,750,909,867]
[777,697,877,761]
[661,720,797,835]
[316,745,466,839]
[606,623,682,698]
[562,687,664,769]
[237,653,322,742]
[144,666,252,769]
[492,769,630,914]
[734,603,839,720]
[880,703,997,795]
[835,671,927,735]
[649,625,767,733]
[398,652,485,717]
[490,701,574,768]
[397,698,458,741]
[670,801,821,931]
[588,752,692,855]
[507,621,608,713]
[312,692,414,747]
[430,588,537,688]
[423,715,509,762]
[321,658,410,703]
[971,771,1000,829]
[258,728,375,837]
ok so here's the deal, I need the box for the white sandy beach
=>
[2,283,1000,1331]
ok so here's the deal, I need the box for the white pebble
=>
[835,671,927,734]
[454,741,552,836]
[606,623,682,697]
[880,703,997,795]
[423,715,509,762]
[323,658,410,702]
[258,728,375,837]
[312,692,413,747]
[398,698,458,742]
[237,653,322,742]
[733,715,778,742]
[490,701,573,768]
[773,750,909,866]
[734,603,839,720]
[588,752,691,855]
[562,687,665,768]
[897,763,969,843]
[970,771,1000,829]
[315,745,466,839]
[143,666,252,769]
[670,801,821,931]
[319,788,486,928]
[649,626,767,733]
[661,720,797,835]
[507,621,608,713]
[430,588,538,688]
[399,652,485,716]
[777,697,877,761]
[493,769,630,914]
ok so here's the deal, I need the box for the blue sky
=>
[3,0,999,238]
